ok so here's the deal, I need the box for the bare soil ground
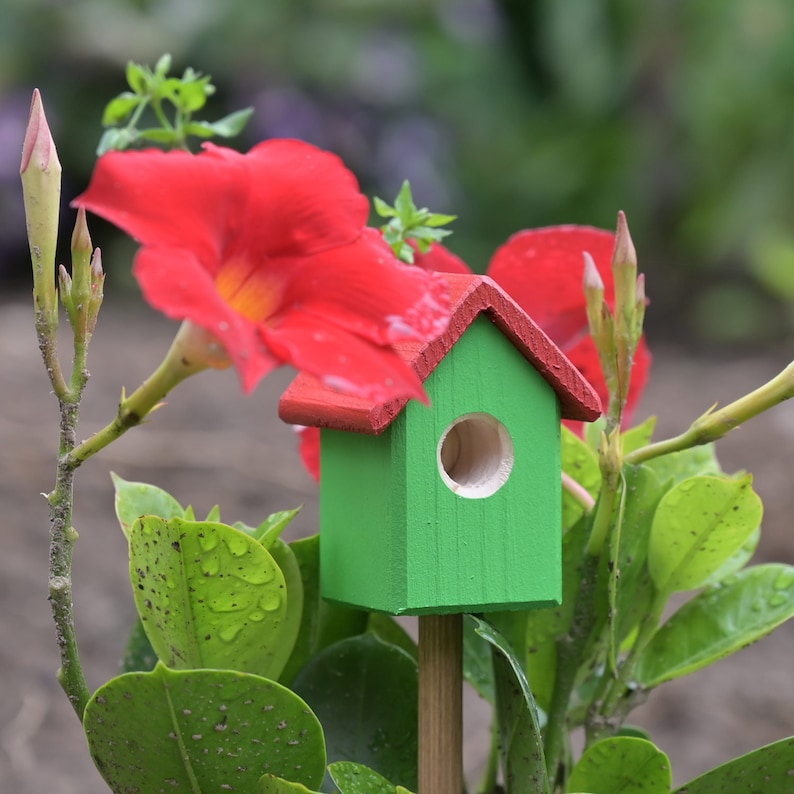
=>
[1,297,793,793]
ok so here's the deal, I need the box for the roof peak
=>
[279,273,601,434]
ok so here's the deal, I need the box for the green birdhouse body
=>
[280,274,600,616]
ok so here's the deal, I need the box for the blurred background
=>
[3,2,794,792]
[3,0,794,346]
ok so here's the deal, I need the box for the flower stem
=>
[627,360,794,465]
[64,320,214,471]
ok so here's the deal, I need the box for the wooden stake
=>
[418,613,463,794]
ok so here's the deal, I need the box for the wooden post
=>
[418,613,463,794]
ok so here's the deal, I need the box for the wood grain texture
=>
[418,613,463,794]
[279,273,601,434]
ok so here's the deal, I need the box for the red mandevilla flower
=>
[415,226,651,430]
[299,225,652,482]
[72,140,450,403]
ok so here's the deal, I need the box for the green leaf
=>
[176,76,212,111]
[292,634,418,790]
[610,465,665,651]
[137,127,180,144]
[462,613,495,703]
[205,504,222,523]
[279,535,368,684]
[101,93,141,126]
[423,212,458,227]
[567,737,671,794]
[260,775,322,793]
[329,761,402,793]
[96,127,134,155]
[699,524,760,588]
[194,107,255,138]
[120,617,157,673]
[470,616,549,794]
[267,538,304,681]
[367,613,418,661]
[129,516,290,677]
[84,663,326,792]
[524,515,592,711]
[125,60,148,94]
[644,443,722,486]
[634,564,794,687]
[621,416,657,456]
[561,426,601,530]
[254,507,303,547]
[648,474,763,595]
[672,736,794,793]
[112,473,185,539]
[373,196,397,218]
[393,180,415,220]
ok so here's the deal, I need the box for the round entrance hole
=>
[437,413,514,499]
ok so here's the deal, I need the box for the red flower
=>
[415,228,651,431]
[72,140,450,403]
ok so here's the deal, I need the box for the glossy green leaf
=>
[187,107,254,138]
[644,443,721,486]
[259,775,321,793]
[672,736,794,793]
[125,60,148,94]
[101,93,140,126]
[621,416,657,456]
[525,515,591,711]
[610,465,665,651]
[367,613,418,661]
[699,524,760,587]
[470,615,549,794]
[462,613,495,703]
[120,617,157,673]
[112,473,184,538]
[567,737,671,793]
[267,538,304,683]
[648,475,763,595]
[561,425,601,530]
[84,663,326,792]
[252,507,302,547]
[329,761,401,793]
[635,564,794,687]
[129,516,290,677]
[279,535,367,685]
[292,634,418,791]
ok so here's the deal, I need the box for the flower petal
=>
[486,226,616,347]
[133,246,279,392]
[263,311,428,404]
[411,241,473,275]
[296,426,321,482]
[274,228,451,346]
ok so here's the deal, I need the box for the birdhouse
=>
[280,273,600,616]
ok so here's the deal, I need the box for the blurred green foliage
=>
[3,0,794,345]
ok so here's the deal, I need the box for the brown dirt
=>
[1,297,793,792]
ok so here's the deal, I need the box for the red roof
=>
[279,273,601,434]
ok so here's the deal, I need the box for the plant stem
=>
[476,718,500,794]
[561,471,596,514]
[64,321,214,471]
[627,360,794,465]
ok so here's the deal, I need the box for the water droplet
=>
[751,600,764,613]
[166,579,177,591]
[218,624,243,643]
[225,535,249,558]
[768,593,788,608]
[201,557,221,577]
[259,593,283,612]
[248,610,266,623]
[198,532,220,552]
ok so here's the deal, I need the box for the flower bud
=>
[64,208,100,341]
[21,89,62,331]
[86,248,105,337]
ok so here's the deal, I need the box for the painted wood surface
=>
[279,272,601,434]
[318,315,563,614]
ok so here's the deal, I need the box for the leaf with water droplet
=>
[84,663,326,792]
[635,563,794,687]
[112,473,185,539]
[328,761,408,793]
[648,474,763,596]
[129,516,291,677]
